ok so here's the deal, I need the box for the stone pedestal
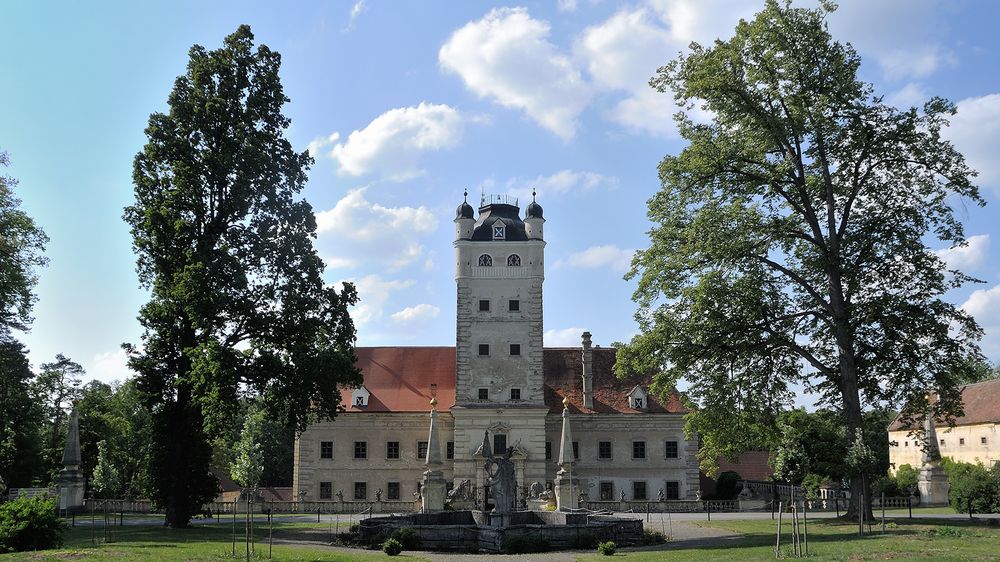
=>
[918,462,950,507]
[554,470,579,511]
[58,469,86,512]
[421,469,447,513]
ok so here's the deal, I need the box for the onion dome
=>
[456,189,474,219]
[526,189,543,218]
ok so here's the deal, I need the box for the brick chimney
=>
[581,331,594,409]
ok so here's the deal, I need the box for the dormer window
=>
[493,222,505,240]
[507,254,521,266]
[627,385,648,410]
[478,254,493,266]
[352,386,371,408]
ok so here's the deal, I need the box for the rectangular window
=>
[494,434,507,455]
[509,299,520,312]
[354,482,367,500]
[600,481,614,501]
[387,482,400,501]
[632,441,646,459]
[545,441,552,460]
[960,438,966,446]
[479,299,490,312]
[479,344,490,356]
[354,441,367,459]
[418,441,429,459]
[478,388,489,400]
[510,388,521,400]
[598,441,612,459]
[633,481,647,500]
[573,441,580,460]
[983,437,989,445]
[665,441,679,459]
[320,441,333,459]
[666,481,680,500]
[447,441,454,459]
[509,343,521,356]
[386,441,400,459]
[319,481,332,500]
[940,439,946,446]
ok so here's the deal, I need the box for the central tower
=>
[451,191,548,487]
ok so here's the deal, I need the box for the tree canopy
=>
[123,25,361,527]
[616,0,982,518]
[0,150,48,338]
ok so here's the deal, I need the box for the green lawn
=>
[580,517,1000,561]
[0,519,417,561]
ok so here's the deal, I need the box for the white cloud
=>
[391,303,441,323]
[439,7,591,140]
[943,93,1000,190]
[962,284,1000,360]
[555,245,635,273]
[91,349,131,382]
[312,103,463,181]
[934,235,990,271]
[544,327,589,347]
[315,188,438,271]
[336,274,414,326]
[557,0,578,12]
[343,0,366,31]
[505,169,618,200]
[579,8,673,92]
[877,46,956,81]
[887,83,928,109]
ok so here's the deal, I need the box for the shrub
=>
[946,461,1000,515]
[925,526,964,538]
[0,497,65,553]
[502,534,550,553]
[391,527,420,550]
[800,473,828,500]
[569,532,597,549]
[641,529,667,545]
[544,503,557,511]
[714,471,742,500]
[382,537,403,556]
[597,540,617,555]
[896,464,919,496]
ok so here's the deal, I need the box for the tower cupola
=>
[524,190,544,240]
[455,189,475,240]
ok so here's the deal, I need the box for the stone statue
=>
[375,488,383,502]
[485,451,516,514]
[528,481,544,500]
[695,490,702,501]
[620,489,626,502]
[448,479,473,500]
[336,490,344,502]
[657,488,665,502]
[738,485,753,500]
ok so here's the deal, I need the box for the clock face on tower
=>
[493,225,505,240]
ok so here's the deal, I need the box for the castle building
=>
[292,194,700,505]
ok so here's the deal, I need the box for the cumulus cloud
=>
[391,303,441,323]
[91,349,131,382]
[887,83,929,109]
[310,103,463,181]
[544,327,589,347]
[439,7,591,140]
[943,94,1000,190]
[336,274,414,326]
[505,169,618,200]
[315,188,438,271]
[877,46,956,81]
[934,235,990,271]
[962,284,1000,360]
[555,245,635,273]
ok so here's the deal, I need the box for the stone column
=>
[917,405,950,506]
[58,404,86,513]
[421,398,447,513]
[553,398,579,511]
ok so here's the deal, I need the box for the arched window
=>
[507,254,521,266]
[478,254,493,266]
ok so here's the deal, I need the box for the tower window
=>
[546,441,552,460]
[960,438,965,446]
[510,388,521,400]
[508,299,519,312]
[479,344,490,356]
[478,388,489,400]
[493,433,507,454]
[983,437,988,445]
[493,225,505,240]
[479,299,490,312]
[478,254,493,266]
[447,441,454,459]
[509,343,521,356]
[573,441,579,459]
[507,254,521,266]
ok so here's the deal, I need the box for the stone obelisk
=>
[553,397,579,511]
[421,397,447,512]
[58,403,86,512]
[918,405,950,506]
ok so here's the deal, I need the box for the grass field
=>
[581,517,1000,561]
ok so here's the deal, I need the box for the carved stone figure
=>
[657,488,665,502]
[485,450,516,514]
[336,490,344,502]
[448,479,473,500]
[620,489,626,502]
[375,488,383,502]
[529,481,544,499]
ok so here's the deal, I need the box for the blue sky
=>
[3,1,1000,396]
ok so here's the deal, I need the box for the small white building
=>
[293,194,700,504]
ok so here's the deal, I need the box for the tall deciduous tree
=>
[0,150,48,337]
[34,354,83,480]
[616,0,982,519]
[124,25,360,528]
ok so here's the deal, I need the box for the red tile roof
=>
[340,346,687,415]
[888,378,1000,431]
